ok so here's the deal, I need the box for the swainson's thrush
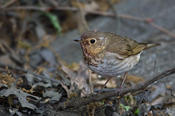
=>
[78,31,159,85]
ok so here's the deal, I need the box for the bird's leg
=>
[102,77,112,88]
[120,72,128,88]
[88,69,94,93]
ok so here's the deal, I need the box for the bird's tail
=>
[143,43,160,50]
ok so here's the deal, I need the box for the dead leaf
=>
[0,85,40,110]
[0,73,16,86]
[68,62,80,71]
[60,61,91,96]
[126,75,145,84]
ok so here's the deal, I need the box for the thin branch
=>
[2,6,175,38]
[1,0,17,8]
[0,6,151,20]
[0,6,77,11]
[57,67,175,110]
[149,22,175,38]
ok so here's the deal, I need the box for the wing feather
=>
[104,33,146,58]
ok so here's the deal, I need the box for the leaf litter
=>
[0,0,175,116]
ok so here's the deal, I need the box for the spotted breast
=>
[88,52,141,77]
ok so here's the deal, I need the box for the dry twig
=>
[2,6,175,38]
[1,0,17,8]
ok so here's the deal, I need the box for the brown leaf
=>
[126,74,145,84]
[60,61,91,96]
[0,73,16,86]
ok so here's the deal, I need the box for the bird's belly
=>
[89,53,141,77]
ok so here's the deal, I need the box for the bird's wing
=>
[105,34,146,58]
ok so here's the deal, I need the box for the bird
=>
[76,31,159,87]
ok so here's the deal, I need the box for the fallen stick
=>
[57,67,175,110]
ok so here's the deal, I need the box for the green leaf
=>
[98,100,105,105]
[134,108,140,116]
[120,103,131,111]
[44,12,62,34]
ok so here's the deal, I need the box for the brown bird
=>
[77,31,159,86]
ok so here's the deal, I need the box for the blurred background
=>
[0,0,175,116]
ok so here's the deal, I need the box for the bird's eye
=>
[90,39,96,44]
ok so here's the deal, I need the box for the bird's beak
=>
[74,39,81,42]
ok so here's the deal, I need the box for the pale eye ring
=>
[90,39,96,44]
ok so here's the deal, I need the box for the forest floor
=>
[0,0,175,116]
